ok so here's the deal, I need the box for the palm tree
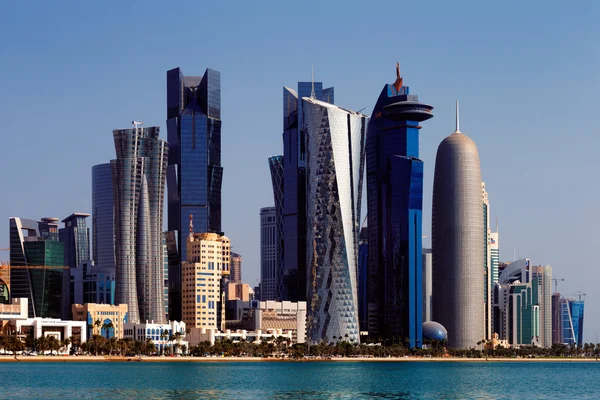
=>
[37,335,47,355]
[101,321,115,339]
[94,319,102,335]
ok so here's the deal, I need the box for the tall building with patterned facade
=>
[166,67,223,322]
[9,217,65,318]
[60,213,91,318]
[111,124,168,324]
[432,103,484,349]
[92,163,116,274]
[181,231,230,330]
[531,265,552,347]
[260,207,277,301]
[280,82,333,303]
[482,183,492,340]
[560,296,584,347]
[303,95,367,344]
[268,155,284,299]
[366,65,433,348]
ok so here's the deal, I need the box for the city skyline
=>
[0,1,598,340]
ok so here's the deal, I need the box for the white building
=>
[188,327,293,346]
[123,320,187,353]
[12,317,87,353]
[0,297,28,320]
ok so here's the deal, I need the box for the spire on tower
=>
[189,214,194,241]
[455,100,461,133]
[310,65,316,99]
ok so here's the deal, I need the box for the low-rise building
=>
[12,317,86,352]
[0,297,28,320]
[225,300,306,343]
[72,303,128,339]
[123,320,187,354]
[227,282,252,301]
[187,327,293,346]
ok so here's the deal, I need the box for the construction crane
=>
[575,291,587,301]
[552,278,564,294]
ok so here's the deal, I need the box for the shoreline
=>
[1,355,599,363]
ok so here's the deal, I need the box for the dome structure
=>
[431,101,484,349]
[422,321,448,342]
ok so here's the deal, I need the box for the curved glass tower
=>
[365,65,433,348]
[303,96,367,344]
[111,125,168,324]
[432,103,484,349]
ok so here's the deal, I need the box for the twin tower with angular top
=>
[268,64,484,349]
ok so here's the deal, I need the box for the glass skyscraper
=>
[92,163,116,274]
[268,155,284,299]
[111,124,168,324]
[561,297,584,347]
[303,96,367,344]
[365,65,433,348]
[279,82,333,303]
[166,67,222,321]
[9,217,65,318]
[60,212,90,318]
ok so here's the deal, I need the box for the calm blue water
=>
[1,361,599,399]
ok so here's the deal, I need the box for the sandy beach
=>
[1,355,598,363]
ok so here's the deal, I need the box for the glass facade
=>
[366,76,433,348]
[60,213,91,318]
[166,67,222,321]
[111,125,168,324]
[280,83,333,303]
[260,207,277,300]
[92,163,116,274]
[9,217,66,318]
[268,155,284,299]
[561,298,584,347]
[303,97,366,344]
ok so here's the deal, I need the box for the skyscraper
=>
[531,265,553,347]
[60,213,90,318]
[303,95,367,344]
[166,67,223,321]
[560,296,585,347]
[260,207,277,300]
[280,82,334,302]
[268,155,284,298]
[230,252,242,284]
[9,217,65,318]
[366,64,433,348]
[482,183,492,340]
[92,163,116,274]
[422,248,432,323]
[111,124,168,324]
[432,103,484,349]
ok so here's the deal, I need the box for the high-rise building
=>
[280,82,334,303]
[9,217,66,318]
[166,67,223,322]
[111,124,168,324]
[181,231,230,330]
[422,248,432,323]
[230,252,242,284]
[366,64,433,348]
[0,262,9,304]
[60,213,91,318]
[268,155,284,298]
[531,265,552,347]
[552,292,562,344]
[490,231,500,285]
[482,183,491,340]
[358,225,368,332]
[303,95,367,344]
[260,207,277,301]
[560,297,584,347]
[432,103,484,349]
[92,163,116,274]
[162,232,169,320]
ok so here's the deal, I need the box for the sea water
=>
[2,361,600,399]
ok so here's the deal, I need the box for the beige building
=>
[182,232,230,330]
[72,303,128,339]
[227,282,252,301]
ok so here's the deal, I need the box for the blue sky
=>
[1,1,598,340]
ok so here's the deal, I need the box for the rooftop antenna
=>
[310,65,316,99]
[454,101,461,133]
[132,121,144,130]
[189,214,194,241]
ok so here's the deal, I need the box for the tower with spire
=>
[365,63,434,348]
[432,102,485,349]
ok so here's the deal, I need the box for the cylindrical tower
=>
[432,103,484,349]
